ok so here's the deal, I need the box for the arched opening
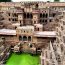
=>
[53,13,56,17]
[30,13,33,19]
[23,36,27,41]
[45,20,47,24]
[24,13,26,18]
[38,28,39,31]
[43,20,44,23]
[9,18,11,21]
[8,13,10,16]
[40,13,42,18]
[49,19,52,22]
[39,19,42,24]
[28,36,31,41]
[36,4,38,8]
[27,13,29,18]
[20,20,21,24]
[15,26,17,29]
[43,13,45,18]
[37,48,41,50]
[45,20,47,23]
[45,13,48,18]
[30,44,32,48]
[34,21,36,24]
[26,13,33,19]
[19,36,22,41]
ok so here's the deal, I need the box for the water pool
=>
[6,53,40,65]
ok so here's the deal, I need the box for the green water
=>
[6,53,40,65]
[54,0,59,2]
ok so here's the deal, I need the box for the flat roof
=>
[17,26,34,29]
[34,24,43,28]
[34,31,56,37]
[12,23,20,26]
[0,29,16,35]
[1,2,65,7]
[0,29,56,37]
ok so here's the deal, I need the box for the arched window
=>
[38,28,39,31]
[28,36,31,41]
[27,13,29,18]
[8,13,10,16]
[40,13,42,18]
[19,36,22,41]
[34,21,36,24]
[45,20,47,24]
[46,13,48,18]
[50,19,52,22]
[43,13,45,18]
[30,44,32,48]
[24,13,26,18]
[39,19,42,24]
[53,13,56,17]
[23,36,27,41]
[30,13,33,19]
[36,4,38,8]
[43,20,44,23]
[15,26,17,29]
